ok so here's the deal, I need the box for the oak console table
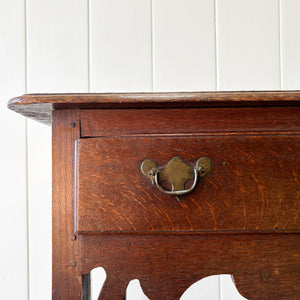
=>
[8,91,300,299]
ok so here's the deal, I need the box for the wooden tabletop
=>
[8,91,300,125]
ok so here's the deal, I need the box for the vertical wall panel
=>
[280,0,300,89]
[153,0,216,92]
[0,0,27,299]
[27,0,88,92]
[90,0,152,92]
[216,0,280,90]
[26,0,88,299]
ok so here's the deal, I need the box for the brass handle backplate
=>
[141,156,212,202]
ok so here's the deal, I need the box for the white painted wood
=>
[90,0,152,92]
[26,0,89,93]
[126,280,149,300]
[26,0,88,299]
[180,275,220,300]
[153,0,216,92]
[216,0,280,90]
[280,0,300,89]
[91,267,106,300]
[220,275,247,300]
[0,0,27,299]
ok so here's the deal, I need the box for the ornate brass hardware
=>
[141,156,212,202]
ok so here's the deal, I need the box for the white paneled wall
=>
[153,0,216,91]
[216,0,280,90]
[0,0,299,299]
[90,0,152,92]
[280,0,300,89]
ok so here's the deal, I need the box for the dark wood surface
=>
[77,135,300,233]
[52,110,82,299]
[8,90,300,125]
[80,107,300,137]
[79,233,300,300]
[8,91,300,299]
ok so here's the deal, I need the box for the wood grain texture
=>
[9,92,299,299]
[77,135,300,233]
[79,233,300,299]
[7,91,300,125]
[52,110,82,299]
[80,107,300,137]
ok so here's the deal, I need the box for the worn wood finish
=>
[52,110,82,299]
[7,92,300,299]
[80,107,300,137]
[79,233,300,300]
[8,91,300,125]
[77,135,300,233]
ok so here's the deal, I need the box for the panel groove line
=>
[278,0,282,90]
[214,0,219,91]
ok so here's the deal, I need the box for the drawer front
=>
[80,107,300,137]
[76,135,299,233]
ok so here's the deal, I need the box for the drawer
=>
[76,135,300,233]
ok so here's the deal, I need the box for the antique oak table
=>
[8,91,300,299]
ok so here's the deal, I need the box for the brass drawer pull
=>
[141,156,212,202]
